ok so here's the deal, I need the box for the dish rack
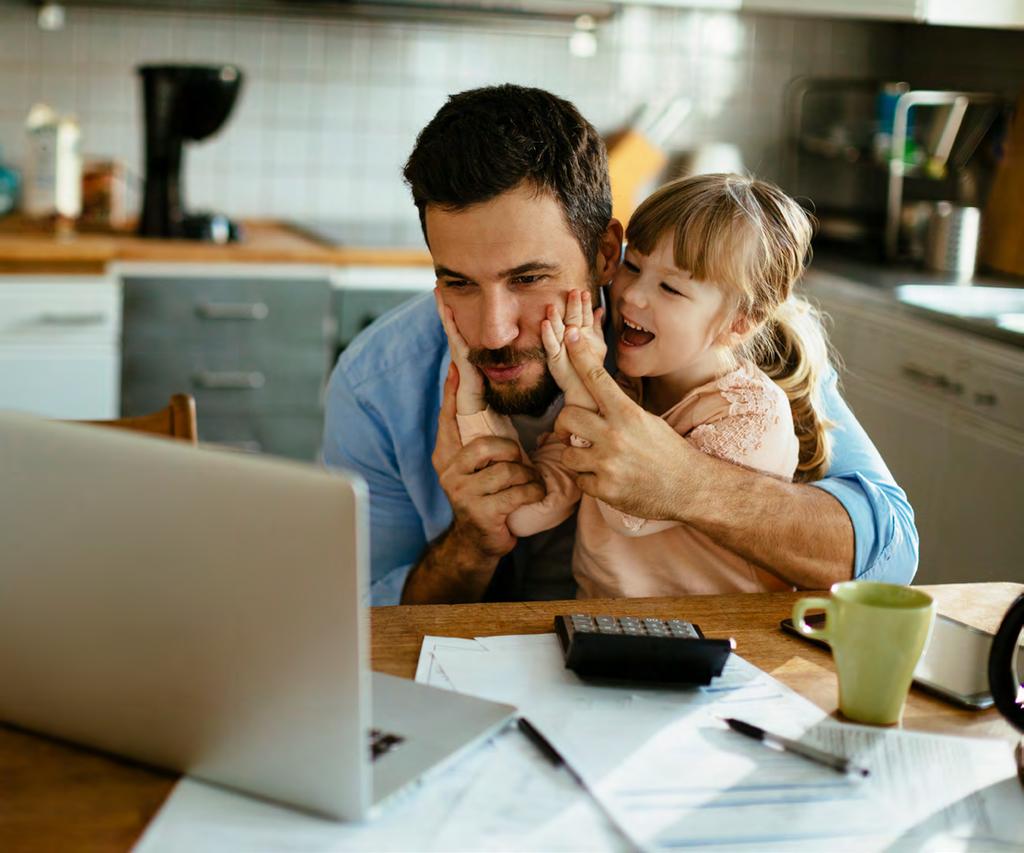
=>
[785,77,1003,260]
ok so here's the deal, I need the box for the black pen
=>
[516,717,642,853]
[722,717,870,777]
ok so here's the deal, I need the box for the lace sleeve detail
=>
[687,372,781,465]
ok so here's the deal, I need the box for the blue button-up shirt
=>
[323,292,919,605]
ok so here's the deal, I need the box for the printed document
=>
[135,633,1023,852]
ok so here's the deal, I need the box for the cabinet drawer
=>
[123,276,330,347]
[0,280,121,344]
[0,343,119,418]
[856,321,968,403]
[198,413,324,461]
[334,288,425,348]
[121,345,327,415]
[966,360,1024,433]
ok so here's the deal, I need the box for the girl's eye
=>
[660,282,684,297]
[623,260,640,273]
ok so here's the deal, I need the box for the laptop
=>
[0,412,515,820]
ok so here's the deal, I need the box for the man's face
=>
[428,183,601,417]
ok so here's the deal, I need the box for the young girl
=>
[439,173,832,597]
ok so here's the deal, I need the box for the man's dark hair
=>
[402,85,612,266]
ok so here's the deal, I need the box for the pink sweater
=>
[456,362,800,598]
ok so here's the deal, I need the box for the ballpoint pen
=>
[517,717,643,853]
[722,717,871,778]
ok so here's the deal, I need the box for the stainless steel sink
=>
[895,284,1024,344]
[895,284,1024,319]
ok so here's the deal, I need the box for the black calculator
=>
[554,613,734,685]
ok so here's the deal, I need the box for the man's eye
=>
[660,282,684,297]
[512,274,547,285]
[442,279,471,289]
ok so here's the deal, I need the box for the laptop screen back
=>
[0,413,373,819]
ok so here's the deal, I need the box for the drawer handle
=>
[195,302,269,321]
[901,364,963,395]
[37,312,107,327]
[974,392,998,406]
[193,370,266,390]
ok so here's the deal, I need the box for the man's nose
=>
[478,291,519,351]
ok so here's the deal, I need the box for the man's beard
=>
[469,345,561,417]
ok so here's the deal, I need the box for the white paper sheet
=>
[135,633,1023,853]
[426,633,1024,851]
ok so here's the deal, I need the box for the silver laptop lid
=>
[0,412,373,819]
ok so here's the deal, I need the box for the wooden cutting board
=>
[980,94,1024,278]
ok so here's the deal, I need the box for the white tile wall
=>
[0,3,931,229]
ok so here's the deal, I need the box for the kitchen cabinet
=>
[742,0,917,21]
[119,265,333,461]
[805,273,1024,584]
[742,0,1024,27]
[330,265,435,357]
[0,277,121,419]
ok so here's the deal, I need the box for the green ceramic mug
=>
[792,581,936,725]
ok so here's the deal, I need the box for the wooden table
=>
[2,583,1021,852]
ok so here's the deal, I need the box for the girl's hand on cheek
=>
[541,299,597,412]
[435,288,486,415]
[565,289,607,365]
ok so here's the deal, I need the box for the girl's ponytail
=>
[753,294,832,482]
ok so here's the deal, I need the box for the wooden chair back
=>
[85,394,198,445]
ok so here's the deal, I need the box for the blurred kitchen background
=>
[1,2,1023,223]
[1,0,1022,585]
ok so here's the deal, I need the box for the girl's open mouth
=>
[620,317,655,347]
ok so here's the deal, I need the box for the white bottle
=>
[24,103,82,220]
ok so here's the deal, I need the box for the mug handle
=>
[792,597,834,643]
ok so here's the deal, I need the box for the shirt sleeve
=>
[456,409,580,538]
[810,368,919,583]
[323,368,427,606]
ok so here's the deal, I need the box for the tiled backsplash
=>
[0,4,1018,229]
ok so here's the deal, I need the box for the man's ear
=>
[594,219,624,283]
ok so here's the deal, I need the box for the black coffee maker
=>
[138,64,244,242]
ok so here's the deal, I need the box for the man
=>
[323,84,917,606]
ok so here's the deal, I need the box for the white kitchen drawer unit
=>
[0,276,122,419]
[0,280,121,343]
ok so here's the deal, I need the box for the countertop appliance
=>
[138,64,244,242]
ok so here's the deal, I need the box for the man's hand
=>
[554,325,696,521]
[436,287,486,415]
[431,361,546,559]
[541,289,605,412]
[404,364,547,603]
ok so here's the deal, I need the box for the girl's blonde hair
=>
[626,173,832,482]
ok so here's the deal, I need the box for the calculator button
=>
[598,623,622,634]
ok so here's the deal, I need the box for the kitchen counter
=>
[0,217,433,274]
[803,250,1024,349]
